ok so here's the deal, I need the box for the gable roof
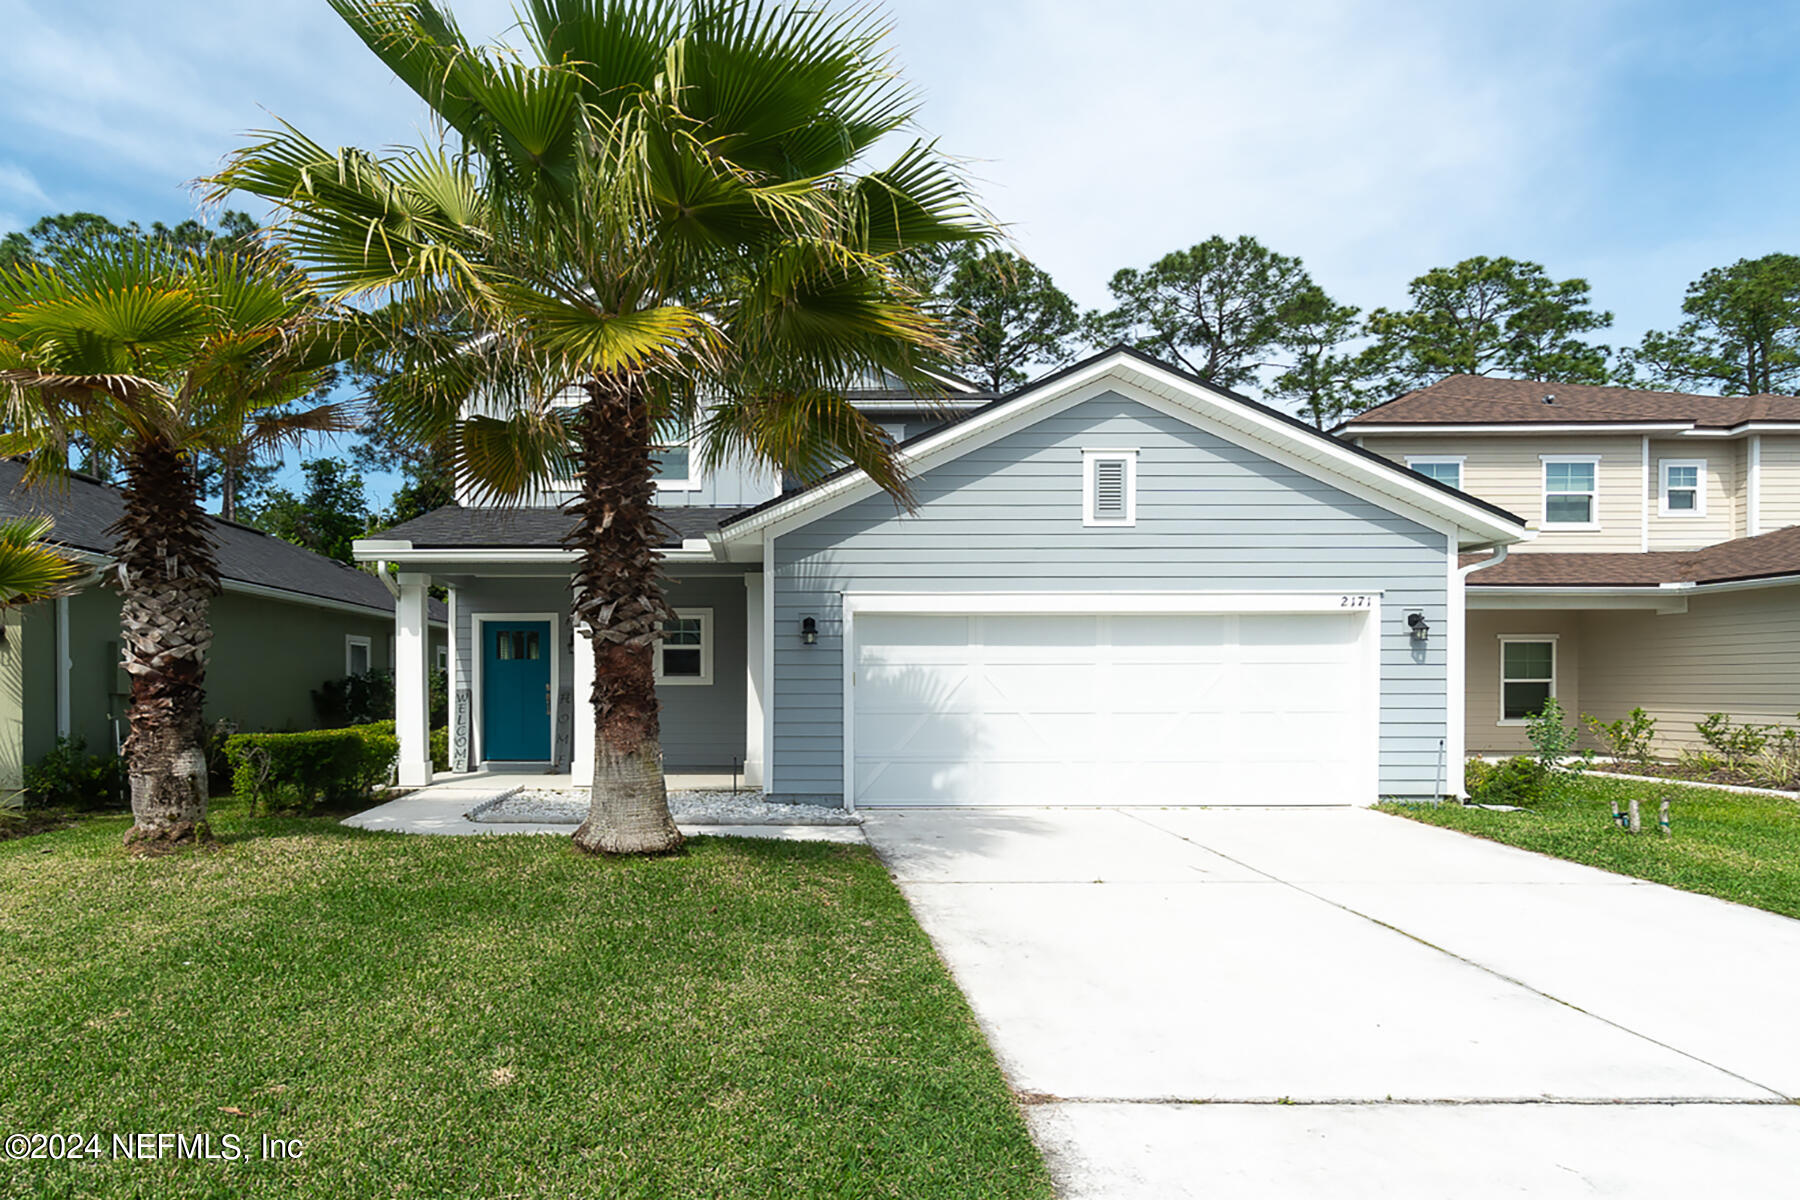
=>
[715,346,1528,549]
[1342,375,1800,431]
[0,460,434,618]
[1464,523,1800,588]
[375,503,741,549]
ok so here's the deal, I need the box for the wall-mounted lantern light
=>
[1407,612,1430,643]
[800,616,818,646]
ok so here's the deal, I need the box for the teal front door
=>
[482,621,551,761]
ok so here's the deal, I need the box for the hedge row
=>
[224,723,399,814]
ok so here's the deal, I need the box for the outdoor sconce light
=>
[1407,612,1430,643]
[800,617,818,646]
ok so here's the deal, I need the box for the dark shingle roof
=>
[1464,524,1800,588]
[0,460,423,617]
[1344,375,1800,430]
[376,504,741,549]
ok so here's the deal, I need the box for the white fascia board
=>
[352,545,718,567]
[720,352,1527,548]
[1466,586,1687,613]
[1347,422,1694,435]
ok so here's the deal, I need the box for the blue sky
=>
[5,0,1800,508]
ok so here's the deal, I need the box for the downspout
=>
[374,561,401,600]
[1458,542,1511,581]
[55,596,71,741]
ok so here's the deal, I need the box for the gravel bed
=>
[467,788,862,826]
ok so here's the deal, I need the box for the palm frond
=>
[0,517,83,607]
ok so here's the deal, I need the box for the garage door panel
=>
[853,609,1370,807]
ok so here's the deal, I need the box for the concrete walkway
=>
[343,775,865,843]
[862,807,1800,1199]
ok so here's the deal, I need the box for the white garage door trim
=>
[841,591,1383,811]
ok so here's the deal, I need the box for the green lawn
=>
[0,806,1052,1200]
[1380,773,1800,920]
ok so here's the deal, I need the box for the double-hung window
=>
[1499,637,1556,723]
[1406,456,1464,490]
[1541,456,1599,528]
[655,608,713,685]
[1659,459,1706,517]
[345,635,373,677]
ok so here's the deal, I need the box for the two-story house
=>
[357,347,1530,805]
[1343,376,1800,756]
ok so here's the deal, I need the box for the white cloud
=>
[0,164,51,206]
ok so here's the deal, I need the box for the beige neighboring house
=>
[1341,377,1800,756]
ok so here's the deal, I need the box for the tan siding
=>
[1645,438,1738,549]
[1465,610,1584,754]
[1577,585,1800,754]
[1359,434,1645,552]
[1761,435,1800,532]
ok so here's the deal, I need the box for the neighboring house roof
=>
[0,460,442,620]
[715,346,1528,547]
[376,504,742,549]
[1340,375,1800,431]
[1464,524,1800,588]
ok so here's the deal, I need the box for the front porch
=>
[1466,579,1800,757]
[367,546,764,791]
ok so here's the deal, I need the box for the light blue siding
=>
[770,390,1451,802]
[452,570,748,771]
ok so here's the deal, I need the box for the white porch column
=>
[395,572,434,787]
[744,571,765,787]
[571,623,595,784]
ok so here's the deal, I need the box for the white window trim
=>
[655,606,714,686]
[1539,454,1601,530]
[1082,448,1138,527]
[435,644,449,672]
[1405,454,1466,490]
[651,433,702,492]
[345,635,373,677]
[1658,458,1707,518]
[1497,634,1558,726]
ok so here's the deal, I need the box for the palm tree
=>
[0,517,81,609]
[213,0,991,854]
[0,242,347,847]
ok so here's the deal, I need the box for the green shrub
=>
[22,737,126,811]
[1582,707,1657,766]
[1696,713,1771,772]
[431,726,449,772]
[312,669,396,727]
[224,723,398,814]
[1469,756,1547,807]
[312,667,449,728]
[1464,758,1496,798]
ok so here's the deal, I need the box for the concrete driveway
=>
[862,807,1800,1200]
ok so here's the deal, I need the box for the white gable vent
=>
[1083,449,1138,527]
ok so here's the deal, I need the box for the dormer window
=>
[1540,455,1600,529]
[1659,459,1706,518]
[1083,449,1137,527]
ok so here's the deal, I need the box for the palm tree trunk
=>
[568,378,683,856]
[113,439,218,848]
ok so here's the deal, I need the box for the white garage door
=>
[851,610,1373,807]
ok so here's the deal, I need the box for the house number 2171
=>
[1339,595,1372,608]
